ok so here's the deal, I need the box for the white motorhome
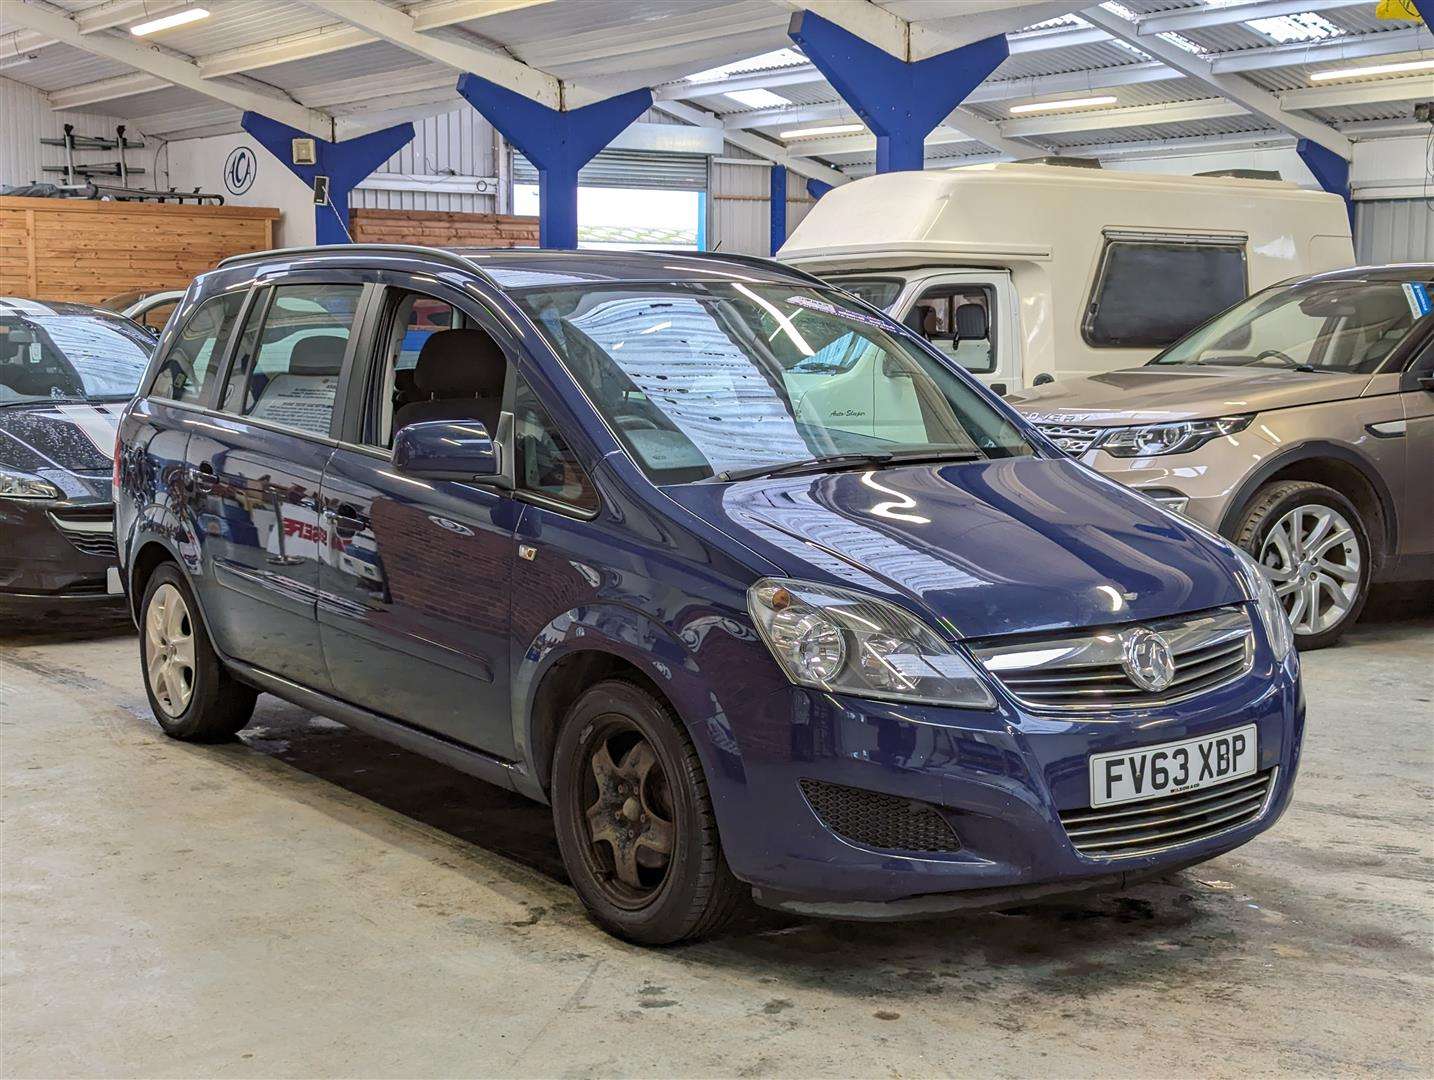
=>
[778,163,1354,393]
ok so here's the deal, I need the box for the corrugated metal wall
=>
[0,77,138,190]
[352,106,500,214]
[708,144,816,256]
[1355,199,1434,264]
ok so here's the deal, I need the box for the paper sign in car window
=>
[1402,282,1432,319]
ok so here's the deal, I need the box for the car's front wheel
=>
[1234,480,1371,650]
[551,679,749,945]
[139,563,256,741]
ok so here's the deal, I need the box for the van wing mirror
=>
[392,418,510,486]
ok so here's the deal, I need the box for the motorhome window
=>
[1084,240,1247,349]
[907,285,997,374]
[513,282,1034,485]
[827,278,903,311]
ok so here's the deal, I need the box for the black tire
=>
[551,679,750,945]
[138,563,256,741]
[1232,480,1371,651]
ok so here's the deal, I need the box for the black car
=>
[1,297,155,616]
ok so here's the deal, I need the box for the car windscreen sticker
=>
[785,295,884,328]
[1402,282,1432,319]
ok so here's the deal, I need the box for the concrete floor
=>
[2,593,1431,1079]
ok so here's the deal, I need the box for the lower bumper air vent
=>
[1059,768,1276,859]
[799,779,961,853]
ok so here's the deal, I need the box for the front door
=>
[1399,335,1434,567]
[317,279,520,754]
[897,271,1020,393]
[186,277,368,690]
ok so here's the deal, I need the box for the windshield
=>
[0,311,153,404]
[1151,278,1431,374]
[513,282,1034,484]
[828,277,903,311]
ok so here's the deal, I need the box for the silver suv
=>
[1011,265,1434,649]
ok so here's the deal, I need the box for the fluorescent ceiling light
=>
[1310,58,1434,81]
[685,48,805,84]
[1009,95,1118,114]
[1245,13,1342,44]
[780,123,864,139]
[1157,31,1207,55]
[130,7,209,35]
[724,88,790,109]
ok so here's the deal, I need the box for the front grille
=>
[47,505,117,560]
[970,606,1253,712]
[799,779,961,853]
[1060,768,1276,859]
[1034,423,1107,455]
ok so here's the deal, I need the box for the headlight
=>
[1101,415,1252,458]
[747,578,997,709]
[0,466,62,500]
[1232,547,1294,660]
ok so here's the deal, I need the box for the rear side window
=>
[219,283,363,438]
[1083,238,1247,349]
[150,291,245,404]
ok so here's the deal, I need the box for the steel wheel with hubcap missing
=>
[145,582,196,716]
[550,679,750,944]
[575,717,677,909]
[1258,503,1361,638]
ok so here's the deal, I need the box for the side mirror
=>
[392,419,507,485]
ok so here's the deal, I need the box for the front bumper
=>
[703,640,1304,912]
[0,499,122,613]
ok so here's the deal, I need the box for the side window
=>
[514,375,598,513]
[373,292,465,448]
[1084,239,1247,349]
[149,291,245,403]
[906,284,997,373]
[219,283,364,438]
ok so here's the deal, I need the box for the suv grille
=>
[969,606,1253,712]
[48,505,117,560]
[1060,768,1276,858]
[799,779,961,853]
[1034,423,1106,455]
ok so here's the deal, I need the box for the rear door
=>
[185,273,371,690]
[317,275,521,754]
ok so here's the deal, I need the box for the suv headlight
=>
[1101,415,1252,458]
[747,578,997,709]
[0,466,62,500]
[1232,547,1294,661]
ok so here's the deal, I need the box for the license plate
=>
[106,566,123,595]
[1089,724,1257,808]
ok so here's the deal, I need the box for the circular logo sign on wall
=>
[223,146,256,196]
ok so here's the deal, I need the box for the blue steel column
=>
[788,10,1007,173]
[770,165,787,256]
[806,179,833,201]
[456,74,651,249]
[240,113,414,245]
[1295,138,1353,225]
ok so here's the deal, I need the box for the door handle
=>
[326,503,367,539]
[191,461,216,491]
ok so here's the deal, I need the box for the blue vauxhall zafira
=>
[115,246,1304,944]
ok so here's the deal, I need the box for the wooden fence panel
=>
[349,208,539,248]
[0,197,279,305]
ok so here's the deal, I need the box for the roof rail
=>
[216,243,482,277]
[654,249,831,289]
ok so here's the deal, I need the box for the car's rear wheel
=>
[139,563,256,741]
[551,679,749,945]
[1234,480,1370,650]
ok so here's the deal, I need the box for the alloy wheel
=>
[145,582,196,717]
[576,718,677,909]
[1258,503,1361,637]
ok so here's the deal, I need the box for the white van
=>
[778,163,1354,393]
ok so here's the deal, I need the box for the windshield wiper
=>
[884,448,984,465]
[716,451,894,483]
